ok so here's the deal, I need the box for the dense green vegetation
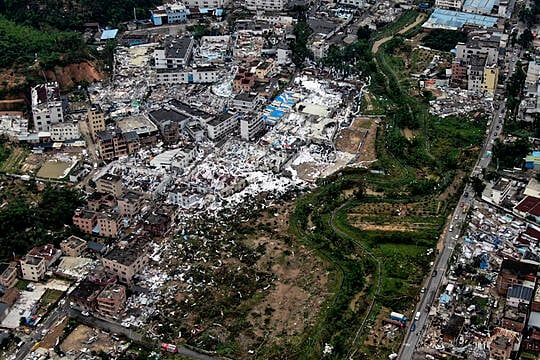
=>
[421,29,467,52]
[1,0,161,30]
[492,138,531,169]
[0,182,83,260]
[283,9,489,357]
[289,21,313,67]
[0,16,88,69]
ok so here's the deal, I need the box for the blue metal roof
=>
[101,29,119,40]
[424,8,497,30]
[462,0,497,13]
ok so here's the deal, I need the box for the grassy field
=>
[36,160,72,179]
[0,146,28,174]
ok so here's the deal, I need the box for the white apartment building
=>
[151,2,188,26]
[155,67,221,85]
[153,37,194,69]
[206,113,238,140]
[435,0,464,9]
[240,116,264,140]
[31,82,64,132]
[244,0,287,11]
[51,122,80,142]
[338,0,368,8]
[183,0,230,7]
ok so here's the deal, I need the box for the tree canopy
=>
[421,29,467,52]
[0,183,83,260]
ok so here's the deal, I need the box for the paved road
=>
[398,38,523,358]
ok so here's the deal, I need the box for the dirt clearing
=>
[37,160,73,179]
[60,324,116,354]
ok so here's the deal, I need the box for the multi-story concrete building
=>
[117,191,144,218]
[240,116,264,141]
[337,0,367,8]
[60,235,87,257]
[206,113,238,140]
[31,82,64,132]
[97,213,121,238]
[233,69,255,93]
[20,255,47,282]
[28,244,61,268]
[0,262,18,289]
[102,242,148,284]
[72,209,97,234]
[50,122,80,142]
[244,0,287,11]
[96,173,124,197]
[151,2,188,26]
[153,37,194,69]
[276,43,292,65]
[96,283,126,318]
[88,107,106,140]
[184,0,229,7]
[488,328,521,360]
[467,54,487,93]
[232,92,262,113]
[96,129,141,160]
[435,0,464,10]
[155,66,221,85]
[481,64,499,94]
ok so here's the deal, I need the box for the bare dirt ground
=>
[355,118,379,165]
[40,317,68,349]
[245,202,329,344]
[60,324,116,354]
[20,153,44,173]
[45,62,106,90]
[335,118,370,154]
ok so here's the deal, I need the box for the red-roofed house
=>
[514,196,540,222]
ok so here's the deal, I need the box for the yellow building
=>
[481,65,499,95]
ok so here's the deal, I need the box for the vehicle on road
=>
[415,311,421,321]
[81,311,89,316]
[432,270,437,277]
[410,322,416,332]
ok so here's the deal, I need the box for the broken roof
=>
[105,241,147,266]
[164,37,193,59]
[149,108,188,124]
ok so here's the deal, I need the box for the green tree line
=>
[0,16,88,69]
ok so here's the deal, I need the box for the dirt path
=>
[371,13,427,54]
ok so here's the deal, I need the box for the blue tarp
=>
[439,293,452,304]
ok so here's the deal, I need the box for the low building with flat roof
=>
[423,8,498,31]
[60,235,87,257]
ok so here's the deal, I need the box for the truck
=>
[161,343,178,353]
[415,311,421,321]
[390,311,408,323]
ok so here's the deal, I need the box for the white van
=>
[415,312,421,321]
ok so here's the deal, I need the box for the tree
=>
[357,25,372,41]
[289,21,312,67]
[518,29,534,49]
[470,176,485,196]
